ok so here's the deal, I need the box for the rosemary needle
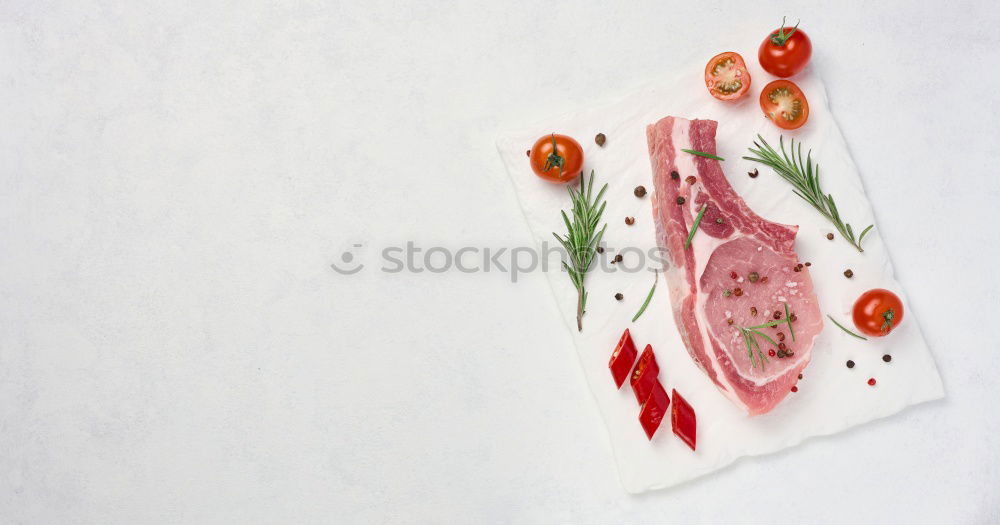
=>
[827,315,868,340]
[685,204,708,249]
[681,148,725,161]
[632,271,658,322]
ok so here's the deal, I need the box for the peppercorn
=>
[723,289,732,297]
[777,332,785,341]
[715,218,724,224]
[768,349,776,357]
[777,350,786,358]
[778,342,787,351]
[596,246,604,253]
[625,216,635,225]
[868,378,876,386]
[749,168,759,178]
[844,269,854,278]
[733,287,743,297]
[846,360,855,368]
[785,350,794,357]
[615,292,624,301]
[750,306,758,317]
[798,373,803,380]
[790,386,798,393]
[882,354,892,363]
[526,149,531,157]
[804,262,811,267]
[748,272,760,282]
[730,271,738,279]
[826,233,834,240]
[685,176,697,185]
[773,311,782,320]
[676,196,685,205]
[613,254,623,263]
[670,170,680,180]
[634,185,647,198]
[793,265,801,272]
[595,133,606,147]
[760,276,768,283]
[726,318,734,325]
[790,313,797,323]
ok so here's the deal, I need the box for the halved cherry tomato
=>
[529,133,583,183]
[630,344,660,405]
[758,18,812,78]
[609,329,638,389]
[704,52,751,101]
[852,289,904,337]
[760,79,809,130]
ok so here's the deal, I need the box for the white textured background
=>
[1,1,997,523]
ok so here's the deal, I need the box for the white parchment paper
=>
[495,63,944,493]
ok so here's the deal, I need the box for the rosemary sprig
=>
[827,315,868,340]
[743,135,873,252]
[632,271,658,322]
[737,303,796,370]
[685,204,708,249]
[552,170,608,331]
[681,148,725,161]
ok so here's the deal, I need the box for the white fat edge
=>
[672,119,746,409]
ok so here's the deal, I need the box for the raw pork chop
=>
[646,117,823,416]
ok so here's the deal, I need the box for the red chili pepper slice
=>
[608,329,638,389]
[638,381,670,440]
[630,344,660,404]
[671,389,697,451]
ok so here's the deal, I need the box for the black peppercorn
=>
[844,269,854,278]
[826,233,834,240]
[846,360,855,368]
[595,133,606,146]
[614,293,623,301]
[676,196,685,205]
[883,354,892,363]
[670,170,680,180]
[634,185,647,198]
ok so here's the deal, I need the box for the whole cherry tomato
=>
[759,79,809,130]
[704,52,752,101]
[529,134,583,184]
[852,289,904,337]
[758,18,812,78]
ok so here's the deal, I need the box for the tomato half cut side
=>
[704,52,752,101]
[760,80,809,130]
[608,329,638,389]
[630,344,660,405]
